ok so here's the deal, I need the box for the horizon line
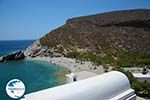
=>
[0,39,37,41]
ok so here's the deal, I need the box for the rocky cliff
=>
[26,9,150,57]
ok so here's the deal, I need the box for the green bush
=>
[66,51,150,67]
[65,52,80,58]
[116,52,150,66]
[114,67,150,98]
[65,52,114,65]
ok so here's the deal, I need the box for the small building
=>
[132,73,150,82]
[123,67,150,82]
[23,71,136,100]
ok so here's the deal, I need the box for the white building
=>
[123,67,150,82]
[22,71,136,100]
[132,73,150,82]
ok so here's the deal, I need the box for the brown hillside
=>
[40,9,150,55]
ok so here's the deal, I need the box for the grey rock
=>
[0,51,25,62]
[0,57,4,62]
[24,40,63,58]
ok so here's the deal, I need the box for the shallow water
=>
[0,59,66,100]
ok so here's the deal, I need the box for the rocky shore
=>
[24,40,62,58]
[0,51,25,62]
[24,40,107,74]
[0,40,106,74]
[28,56,105,74]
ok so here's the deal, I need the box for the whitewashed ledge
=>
[21,71,136,100]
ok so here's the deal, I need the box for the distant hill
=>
[40,9,150,55]
[25,9,150,66]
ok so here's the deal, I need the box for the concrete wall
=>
[23,71,136,100]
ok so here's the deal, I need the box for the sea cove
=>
[0,40,67,100]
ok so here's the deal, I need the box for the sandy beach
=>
[27,56,105,74]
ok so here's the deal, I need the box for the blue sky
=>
[0,0,150,40]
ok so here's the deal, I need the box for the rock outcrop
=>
[0,57,4,62]
[24,40,62,58]
[0,51,25,62]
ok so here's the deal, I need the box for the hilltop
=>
[25,9,150,67]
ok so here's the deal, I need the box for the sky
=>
[0,0,150,40]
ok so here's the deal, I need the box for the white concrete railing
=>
[23,71,136,100]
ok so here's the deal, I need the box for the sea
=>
[0,40,66,100]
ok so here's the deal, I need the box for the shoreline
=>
[26,56,105,74]
[25,57,70,85]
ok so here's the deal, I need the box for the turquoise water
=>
[0,60,66,100]
[0,40,67,100]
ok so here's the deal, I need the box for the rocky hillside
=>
[26,9,150,57]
